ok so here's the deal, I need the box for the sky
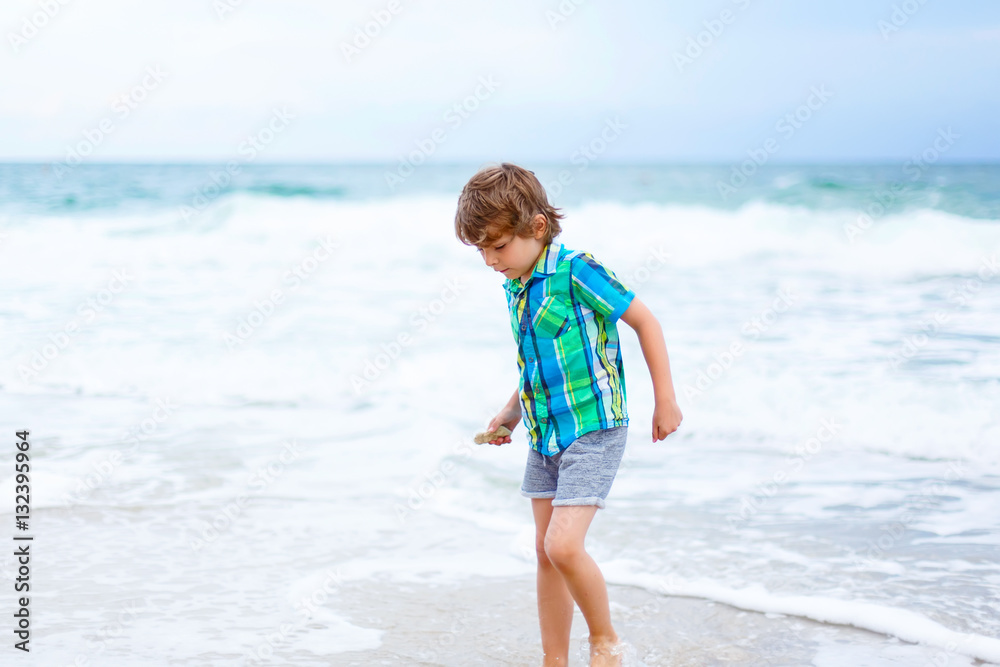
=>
[1,0,998,163]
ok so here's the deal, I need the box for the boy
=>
[454,163,682,667]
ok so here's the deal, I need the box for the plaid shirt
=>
[503,241,636,456]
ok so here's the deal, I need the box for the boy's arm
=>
[620,296,683,442]
[504,388,520,410]
[483,388,522,446]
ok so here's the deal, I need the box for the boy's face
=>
[477,216,548,284]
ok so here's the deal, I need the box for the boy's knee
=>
[543,534,581,568]
[535,537,552,565]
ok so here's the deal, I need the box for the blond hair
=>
[454,163,564,248]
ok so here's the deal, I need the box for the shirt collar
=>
[503,241,562,296]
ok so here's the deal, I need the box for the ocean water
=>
[0,163,998,666]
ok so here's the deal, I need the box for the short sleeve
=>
[570,253,635,322]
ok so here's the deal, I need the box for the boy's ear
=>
[532,214,548,238]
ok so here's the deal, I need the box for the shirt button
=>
[520,325,526,331]
[541,417,548,423]
[528,357,535,363]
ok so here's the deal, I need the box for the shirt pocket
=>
[531,295,572,338]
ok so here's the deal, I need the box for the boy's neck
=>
[516,242,549,285]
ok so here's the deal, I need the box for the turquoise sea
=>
[1,162,998,665]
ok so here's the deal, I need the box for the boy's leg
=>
[544,504,619,660]
[531,498,574,665]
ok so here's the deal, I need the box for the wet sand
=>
[312,575,992,666]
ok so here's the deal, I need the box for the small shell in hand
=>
[473,425,512,444]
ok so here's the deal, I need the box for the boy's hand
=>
[652,398,682,442]
[484,405,521,446]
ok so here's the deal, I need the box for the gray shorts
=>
[519,426,628,510]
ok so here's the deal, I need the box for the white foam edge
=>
[601,559,1000,664]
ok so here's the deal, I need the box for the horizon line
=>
[1,159,999,167]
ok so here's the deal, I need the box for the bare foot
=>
[588,635,624,667]
[541,649,569,667]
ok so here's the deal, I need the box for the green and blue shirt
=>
[503,241,636,456]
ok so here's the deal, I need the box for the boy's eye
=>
[495,244,506,250]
